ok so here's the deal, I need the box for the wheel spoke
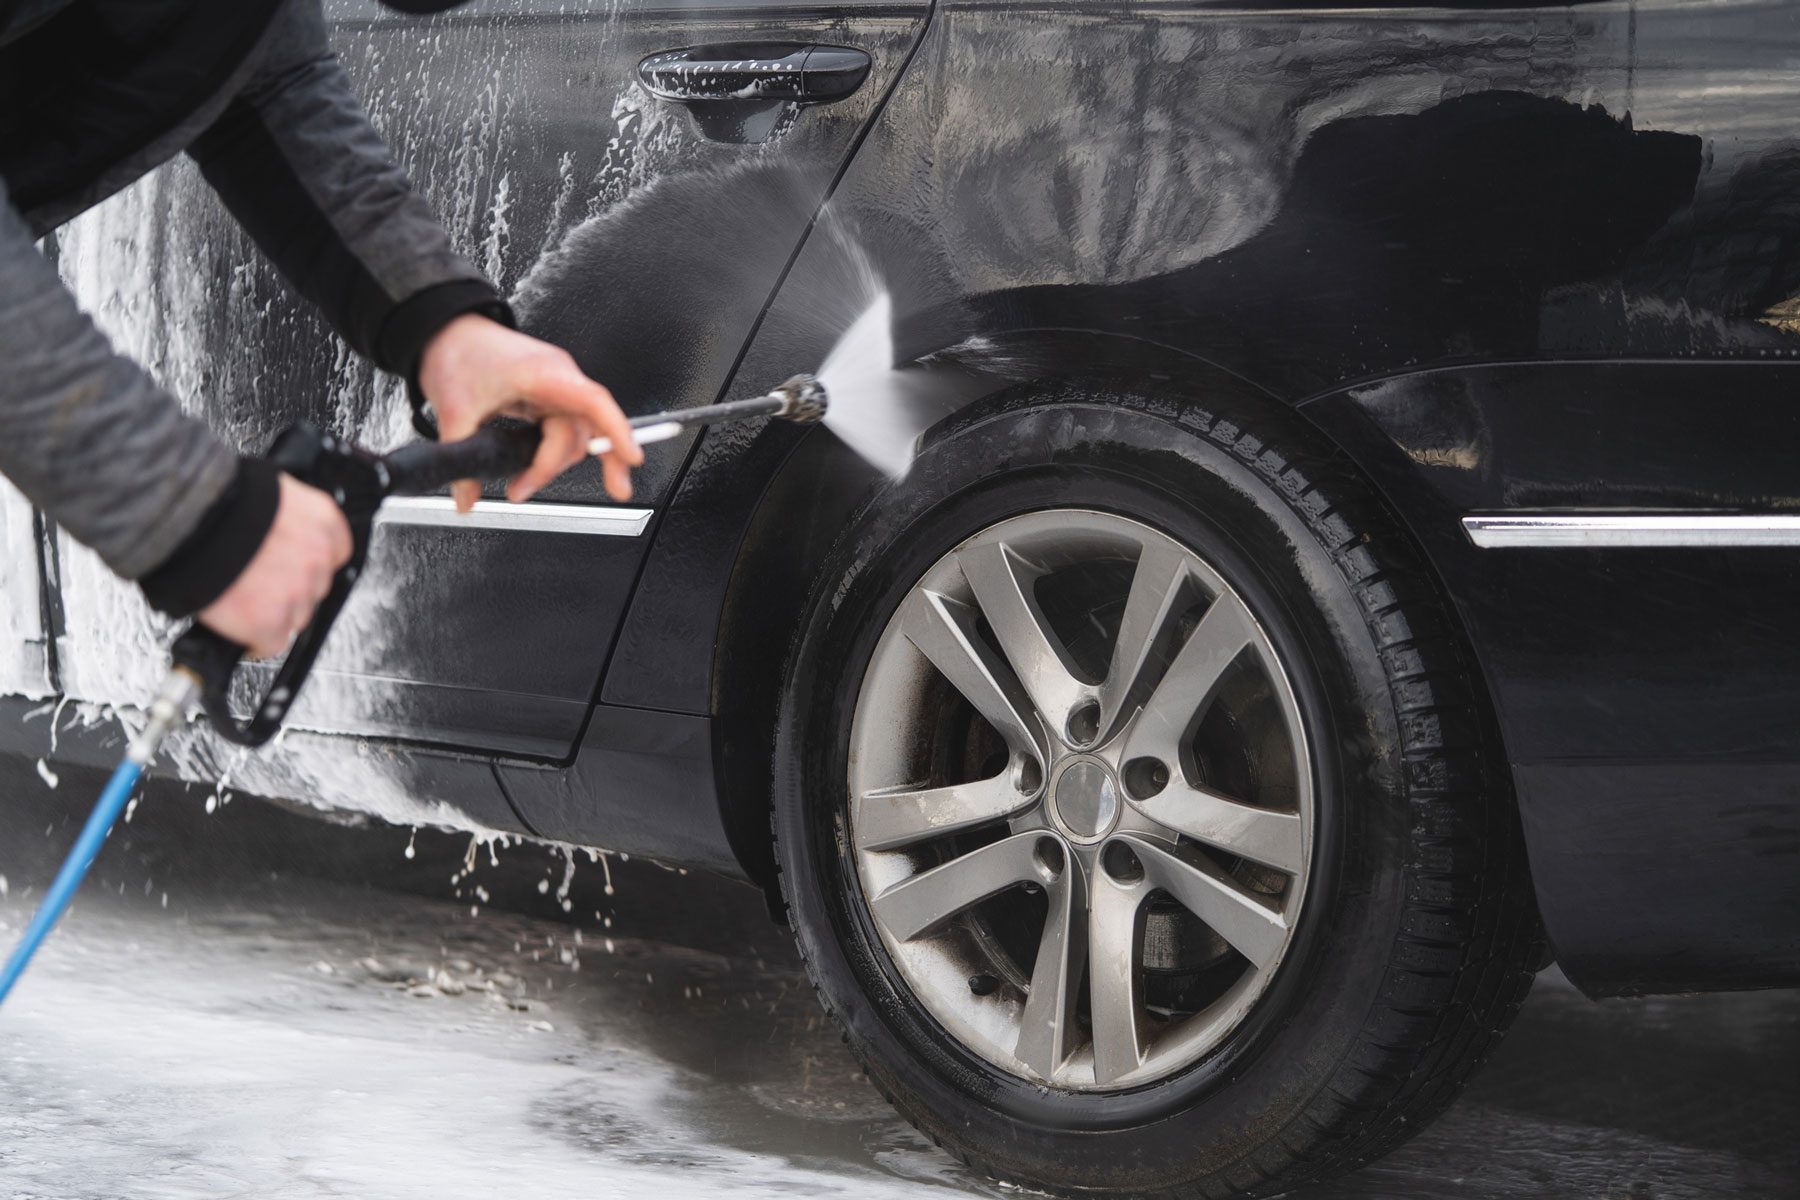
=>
[1014,860,1088,1081]
[1087,874,1145,1084]
[958,541,1091,738]
[1134,782,1304,874]
[869,832,1044,941]
[1122,590,1257,766]
[1098,542,1192,740]
[901,588,1046,762]
[1130,837,1288,969]
[858,775,1037,852]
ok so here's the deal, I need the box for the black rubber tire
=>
[770,383,1544,1198]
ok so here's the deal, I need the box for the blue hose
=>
[0,756,144,1006]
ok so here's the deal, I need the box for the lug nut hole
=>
[1035,836,1066,878]
[1065,699,1101,747]
[1123,757,1170,800]
[1016,757,1044,794]
[1101,841,1144,884]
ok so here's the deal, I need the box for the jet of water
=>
[813,292,922,480]
[584,292,924,478]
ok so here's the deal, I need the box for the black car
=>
[5,0,1799,1195]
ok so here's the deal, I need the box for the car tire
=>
[771,381,1543,1197]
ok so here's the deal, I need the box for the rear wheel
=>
[772,385,1542,1197]
[852,507,1313,1091]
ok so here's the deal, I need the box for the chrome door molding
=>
[1464,513,1800,549]
[375,497,653,536]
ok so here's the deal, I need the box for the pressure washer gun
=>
[0,375,826,1004]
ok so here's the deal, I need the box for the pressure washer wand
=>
[0,374,828,1007]
[588,373,827,456]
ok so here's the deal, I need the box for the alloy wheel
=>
[849,509,1313,1090]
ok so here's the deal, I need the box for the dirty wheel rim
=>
[849,510,1313,1090]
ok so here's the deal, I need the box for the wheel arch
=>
[708,334,1524,915]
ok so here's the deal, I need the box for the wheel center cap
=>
[1050,757,1120,843]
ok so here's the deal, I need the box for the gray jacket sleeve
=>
[0,176,239,581]
[189,0,509,391]
[0,0,506,615]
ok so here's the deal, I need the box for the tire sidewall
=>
[774,388,1413,1186]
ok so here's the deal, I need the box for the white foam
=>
[0,477,51,699]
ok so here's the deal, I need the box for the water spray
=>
[0,373,831,1006]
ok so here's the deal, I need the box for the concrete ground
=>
[1,759,1795,1200]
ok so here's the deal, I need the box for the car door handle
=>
[638,43,871,105]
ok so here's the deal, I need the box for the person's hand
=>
[197,474,354,659]
[417,313,643,511]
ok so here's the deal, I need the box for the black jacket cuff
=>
[139,457,282,618]
[376,279,515,439]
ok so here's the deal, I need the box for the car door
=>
[37,0,929,759]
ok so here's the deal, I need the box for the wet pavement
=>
[1,760,1796,1199]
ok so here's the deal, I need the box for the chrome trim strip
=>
[375,497,652,536]
[1464,513,1800,548]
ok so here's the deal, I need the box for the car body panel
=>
[614,0,1726,714]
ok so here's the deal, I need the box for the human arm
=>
[0,176,350,654]
[186,0,639,501]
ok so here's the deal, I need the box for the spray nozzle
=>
[585,375,831,456]
[768,373,828,424]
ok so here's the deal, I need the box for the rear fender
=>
[708,332,1281,886]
